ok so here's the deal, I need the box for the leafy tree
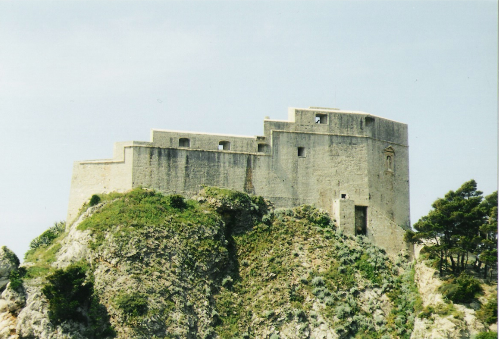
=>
[411,180,489,276]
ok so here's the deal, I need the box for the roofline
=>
[289,107,407,125]
[151,129,256,139]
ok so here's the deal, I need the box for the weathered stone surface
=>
[0,310,18,339]
[0,285,25,315]
[67,107,411,256]
[410,261,487,339]
[0,247,19,292]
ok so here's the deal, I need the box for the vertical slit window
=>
[298,147,305,157]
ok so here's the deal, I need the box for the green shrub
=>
[29,221,65,250]
[418,305,435,319]
[438,273,483,303]
[8,267,26,290]
[289,285,304,303]
[89,194,101,207]
[42,263,115,338]
[262,310,275,319]
[311,276,325,287]
[114,292,148,317]
[2,246,20,267]
[88,296,116,338]
[475,332,498,339]
[42,264,92,324]
[222,276,233,288]
[167,194,187,209]
[477,296,498,325]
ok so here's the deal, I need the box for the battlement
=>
[67,106,411,256]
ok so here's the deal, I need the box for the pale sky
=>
[0,1,497,260]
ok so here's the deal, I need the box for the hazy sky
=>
[0,1,497,260]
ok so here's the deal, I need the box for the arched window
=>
[384,146,395,172]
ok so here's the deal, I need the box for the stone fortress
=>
[67,107,410,255]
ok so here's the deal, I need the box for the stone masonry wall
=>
[66,107,410,256]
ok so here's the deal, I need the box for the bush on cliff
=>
[28,221,65,250]
[42,263,115,337]
[477,295,498,325]
[438,272,483,303]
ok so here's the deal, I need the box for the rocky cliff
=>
[0,188,496,338]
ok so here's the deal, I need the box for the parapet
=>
[263,107,408,146]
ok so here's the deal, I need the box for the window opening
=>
[315,113,328,124]
[297,147,305,157]
[219,141,230,151]
[179,138,190,148]
[258,144,267,153]
[341,194,347,199]
[384,146,395,172]
[355,206,367,236]
[386,155,393,171]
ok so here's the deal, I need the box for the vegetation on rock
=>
[41,262,115,338]
[28,221,65,251]
[476,295,498,325]
[438,272,483,303]
[14,186,496,338]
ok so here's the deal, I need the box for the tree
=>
[411,180,488,276]
[477,191,498,278]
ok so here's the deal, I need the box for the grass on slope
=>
[214,205,421,339]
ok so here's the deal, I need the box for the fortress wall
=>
[365,132,410,256]
[66,146,134,224]
[277,108,408,146]
[150,130,259,153]
[267,131,369,213]
[291,109,368,136]
[131,146,268,198]
[66,107,410,255]
[130,130,370,215]
[370,117,408,146]
[113,141,152,159]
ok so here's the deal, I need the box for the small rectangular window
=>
[179,138,190,148]
[258,144,267,152]
[219,141,230,151]
[315,113,328,124]
[298,147,305,157]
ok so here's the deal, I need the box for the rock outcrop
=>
[0,246,24,339]
[0,188,496,338]
[0,247,19,292]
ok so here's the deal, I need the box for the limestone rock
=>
[0,247,19,292]
[0,310,18,339]
[0,285,25,315]
[15,286,52,339]
[410,260,488,339]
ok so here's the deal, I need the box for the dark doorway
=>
[355,206,367,236]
